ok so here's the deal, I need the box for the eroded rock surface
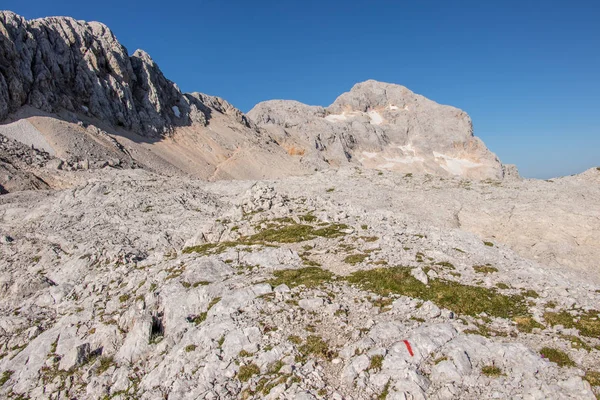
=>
[0,168,598,399]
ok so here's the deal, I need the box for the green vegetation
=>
[183,216,353,257]
[404,173,413,178]
[238,363,260,382]
[344,253,368,265]
[268,267,334,289]
[540,347,575,367]
[544,309,600,338]
[288,335,303,345]
[359,236,379,242]
[190,297,221,325]
[481,365,503,377]
[346,267,529,319]
[298,335,336,361]
[185,344,197,352]
[583,370,600,387]
[361,224,368,230]
[434,356,448,364]
[496,282,510,290]
[97,356,114,374]
[239,349,253,357]
[483,241,494,247]
[514,316,544,333]
[561,335,591,352]
[182,241,253,256]
[369,355,384,371]
[435,261,455,269]
[268,360,284,374]
[379,380,391,400]
[522,289,539,298]
[299,213,318,223]
[118,294,130,303]
[326,188,335,193]
[250,223,349,243]
[473,264,498,274]
[0,370,13,386]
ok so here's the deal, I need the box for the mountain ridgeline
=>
[1,11,512,191]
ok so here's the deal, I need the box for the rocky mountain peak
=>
[249,80,503,179]
[0,11,204,137]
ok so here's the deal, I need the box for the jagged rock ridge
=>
[0,11,204,136]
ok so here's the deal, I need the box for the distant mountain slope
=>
[249,80,505,180]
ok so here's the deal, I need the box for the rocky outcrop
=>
[0,11,203,136]
[249,80,504,179]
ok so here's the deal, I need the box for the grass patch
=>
[540,347,575,367]
[97,356,114,374]
[378,380,391,400]
[344,253,368,265]
[189,297,221,325]
[435,261,455,269]
[238,363,260,382]
[561,335,591,352]
[268,360,284,374]
[346,266,529,319]
[288,335,303,345]
[298,335,336,361]
[483,241,494,247]
[584,370,600,386]
[182,241,253,256]
[496,283,510,290]
[514,316,544,333]
[544,309,600,338]
[299,213,318,223]
[248,223,348,243]
[268,267,334,289]
[473,264,498,274]
[183,220,349,254]
[522,289,539,298]
[118,294,130,303]
[481,365,503,377]
[0,370,13,386]
[239,349,253,357]
[369,355,384,370]
[326,188,335,193]
[359,236,379,243]
[185,344,197,352]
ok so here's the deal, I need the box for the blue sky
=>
[4,0,599,178]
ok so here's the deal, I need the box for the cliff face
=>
[0,11,204,136]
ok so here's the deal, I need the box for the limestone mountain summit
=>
[249,80,504,180]
[1,11,512,190]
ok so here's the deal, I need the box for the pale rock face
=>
[0,12,199,136]
[249,80,504,179]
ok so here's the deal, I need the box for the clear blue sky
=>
[4,0,599,178]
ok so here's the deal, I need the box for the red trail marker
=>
[403,340,414,357]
